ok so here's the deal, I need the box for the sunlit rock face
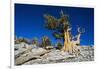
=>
[14,42,94,65]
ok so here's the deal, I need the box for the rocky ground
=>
[14,42,94,66]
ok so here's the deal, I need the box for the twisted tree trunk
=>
[62,29,72,53]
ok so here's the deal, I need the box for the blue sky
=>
[15,4,94,45]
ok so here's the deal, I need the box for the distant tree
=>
[15,37,29,44]
[41,36,51,48]
[32,37,38,46]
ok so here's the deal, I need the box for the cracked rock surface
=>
[14,43,94,66]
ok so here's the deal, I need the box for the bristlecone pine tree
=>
[44,10,84,53]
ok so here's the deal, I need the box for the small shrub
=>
[57,42,63,50]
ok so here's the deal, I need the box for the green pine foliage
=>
[41,36,51,48]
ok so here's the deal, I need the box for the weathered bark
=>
[62,29,72,52]
[62,27,83,53]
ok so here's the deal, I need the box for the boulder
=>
[14,43,33,58]
[15,48,50,65]
[44,50,75,61]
